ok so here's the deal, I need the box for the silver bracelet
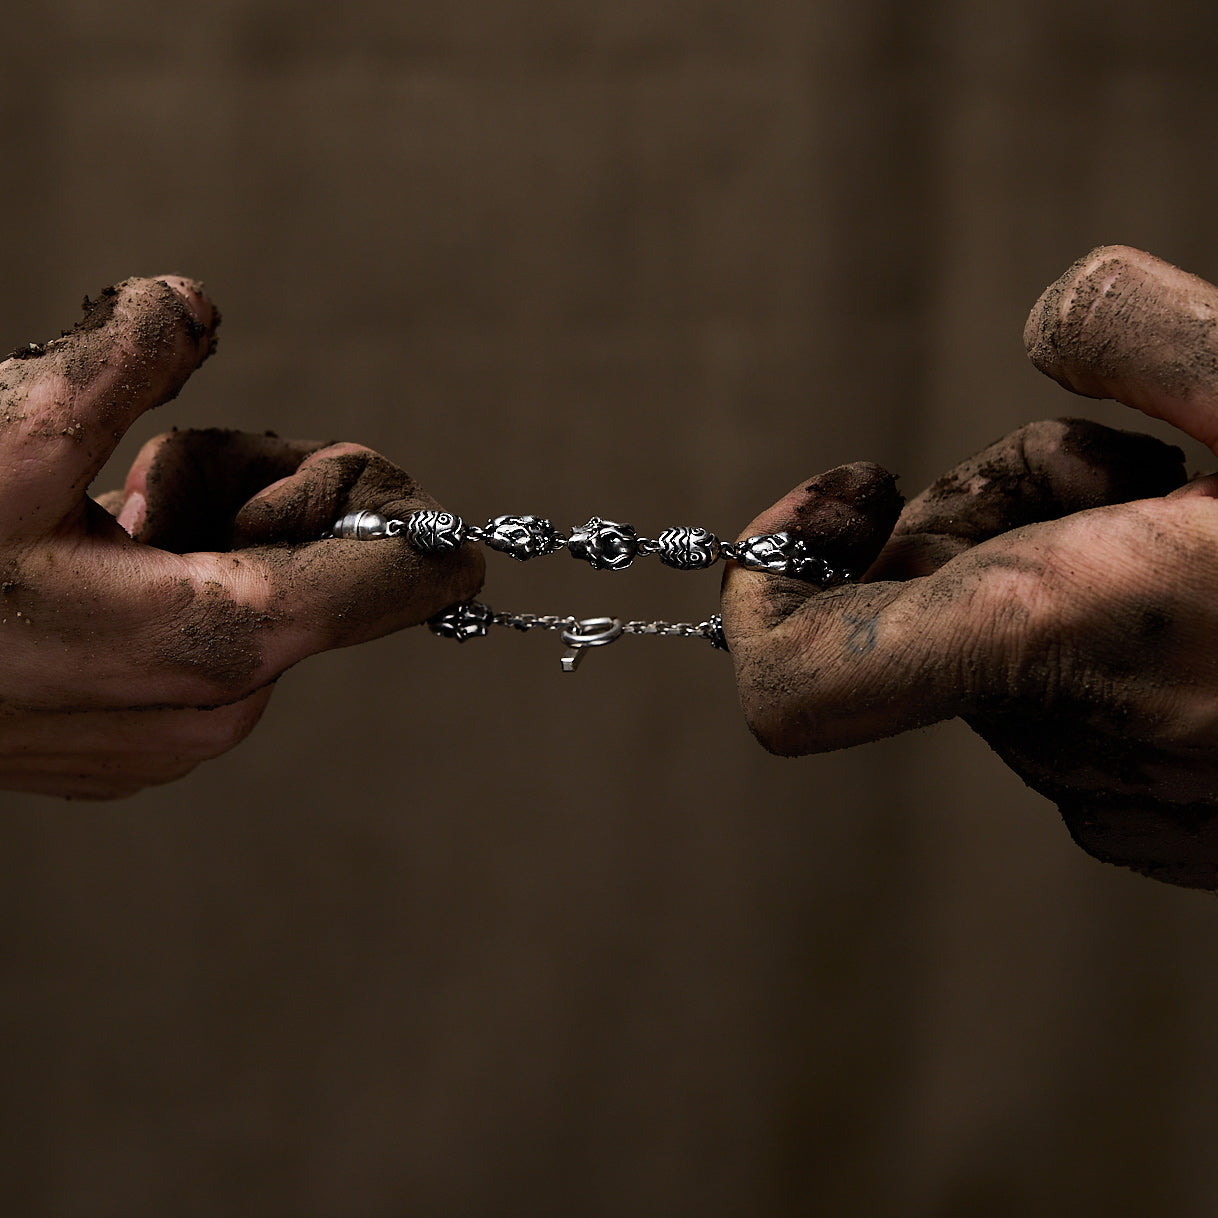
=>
[327,509,848,672]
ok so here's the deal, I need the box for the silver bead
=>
[567,517,639,571]
[655,525,720,570]
[735,531,833,583]
[427,600,492,642]
[483,514,564,560]
[330,510,391,540]
[406,510,468,553]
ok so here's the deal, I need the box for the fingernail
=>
[117,490,146,537]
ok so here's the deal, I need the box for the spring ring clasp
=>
[558,616,624,672]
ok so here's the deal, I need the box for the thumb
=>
[722,462,981,754]
[722,461,903,641]
[1025,245,1218,454]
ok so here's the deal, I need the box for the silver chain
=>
[486,610,720,640]
[326,508,843,672]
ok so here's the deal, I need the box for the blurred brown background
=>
[3,2,1218,1215]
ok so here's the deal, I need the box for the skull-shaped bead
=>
[427,600,492,642]
[483,515,564,560]
[567,517,639,571]
[735,531,833,583]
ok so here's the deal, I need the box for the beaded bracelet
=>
[327,509,847,671]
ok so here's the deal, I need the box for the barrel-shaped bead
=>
[406,510,468,553]
[655,525,720,570]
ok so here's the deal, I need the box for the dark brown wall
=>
[3,3,1218,1215]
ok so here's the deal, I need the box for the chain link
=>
[486,610,723,644]
[338,511,839,583]
[326,508,820,666]
[490,611,580,633]
[622,619,705,638]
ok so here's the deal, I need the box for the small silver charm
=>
[406,510,468,553]
[427,600,493,642]
[483,514,564,560]
[568,517,639,570]
[329,510,392,540]
[735,531,832,583]
[655,525,720,570]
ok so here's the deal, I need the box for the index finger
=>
[0,275,217,530]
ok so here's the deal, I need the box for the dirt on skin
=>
[123,435,484,682]
[786,462,905,574]
[0,282,475,704]
[3,438,482,706]
[133,429,329,553]
[1024,244,1218,406]
[164,577,280,691]
[887,417,1186,554]
[7,281,217,370]
[247,447,485,653]
[731,416,1218,889]
[969,705,1218,891]
[1,279,218,460]
[139,435,484,655]
[916,417,1218,890]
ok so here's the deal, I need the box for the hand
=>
[0,277,483,798]
[722,246,1218,890]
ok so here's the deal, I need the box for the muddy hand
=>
[724,246,1218,891]
[0,277,482,798]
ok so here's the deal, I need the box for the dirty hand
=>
[723,246,1218,890]
[0,277,482,798]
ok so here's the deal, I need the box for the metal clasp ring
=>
[558,616,623,672]
[559,616,624,648]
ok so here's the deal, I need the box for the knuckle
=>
[1011,418,1072,453]
[153,577,276,702]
